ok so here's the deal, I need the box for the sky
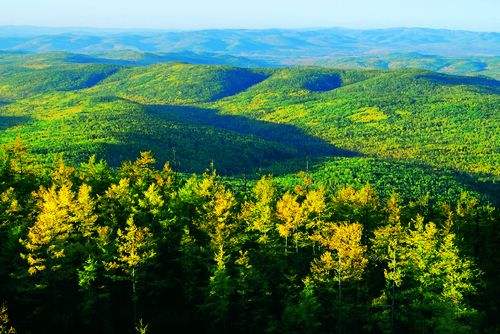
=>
[1,0,499,32]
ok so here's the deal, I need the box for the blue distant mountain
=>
[0,26,498,56]
[0,26,498,78]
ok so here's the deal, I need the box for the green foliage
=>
[218,68,499,178]
[371,216,479,333]
[90,63,268,104]
[0,57,119,101]
[0,149,496,333]
[0,92,325,174]
[316,53,500,79]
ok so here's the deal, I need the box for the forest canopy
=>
[0,145,498,333]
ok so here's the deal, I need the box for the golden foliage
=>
[107,217,155,273]
[311,222,367,282]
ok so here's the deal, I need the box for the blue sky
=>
[1,0,499,32]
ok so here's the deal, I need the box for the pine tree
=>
[206,246,231,329]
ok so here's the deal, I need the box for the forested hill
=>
[0,54,497,180]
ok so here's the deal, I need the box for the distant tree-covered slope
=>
[310,53,500,79]
[1,27,498,57]
[1,27,499,78]
[0,91,347,173]
[216,68,500,177]
[90,63,269,104]
[0,53,120,100]
[0,59,498,183]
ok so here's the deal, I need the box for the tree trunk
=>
[132,268,137,325]
[338,257,342,334]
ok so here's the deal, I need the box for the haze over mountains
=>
[1,26,499,78]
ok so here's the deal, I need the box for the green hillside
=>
[312,53,500,79]
[0,91,345,174]
[0,57,498,188]
[90,63,269,104]
[0,53,120,101]
[217,68,500,177]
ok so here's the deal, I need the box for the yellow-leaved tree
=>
[0,302,16,334]
[276,186,325,253]
[21,182,98,277]
[240,176,276,244]
[106,216,155,322]
[310,222,367,332]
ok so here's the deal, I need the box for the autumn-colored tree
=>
[276,186,325,253]
[310,222,367,332]
[330,184,380,229]
[21,184,76,276]
[21,182,98,276]
[106,216,156,322]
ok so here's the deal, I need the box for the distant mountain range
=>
[1,26,499,57]
[0,26,498,78]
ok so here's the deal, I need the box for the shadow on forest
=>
[304,73,343,92]
[147,104,357,157]
[0,115,30,130]
[97,104,359,175]
[417,73,500,93]
[449,169,500,205]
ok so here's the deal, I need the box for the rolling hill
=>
[216,68,500,177]
[1,27,498,57]
[0,55,498,203]
[0,52,120,101]
[0,91,347,174]
[90,63,269,104]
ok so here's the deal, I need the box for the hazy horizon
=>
[1,24,499,34]
[1,0,499,33]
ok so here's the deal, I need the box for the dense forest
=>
[0,142,498,333]
[0,51,498,333]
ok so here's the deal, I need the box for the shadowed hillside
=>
[0,92,352,174]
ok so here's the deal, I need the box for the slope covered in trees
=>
[0,91,346,174]
[90,63,269,104]
[310,53,500,79]
[2,27,498,59]
[1,60,498,181]
[0,52,499,333]
[217,68,500,178]
[0,53,120,101]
